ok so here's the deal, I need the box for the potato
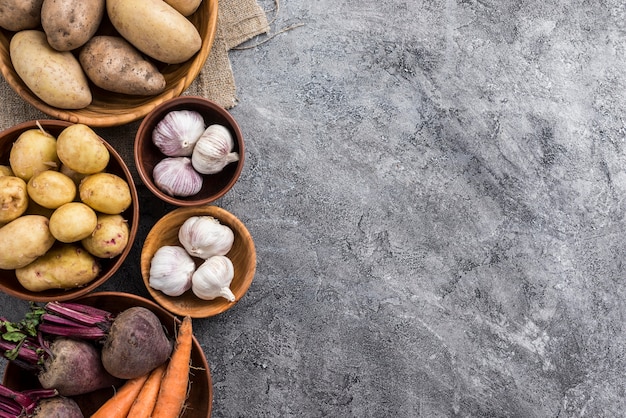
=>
[15,244,100,291]
[49,202,97,243]
[0,165,14,176]
[0,215,55,269]
[60,164,92,185]
[164,0,202,16]
[81,214,129,258]
[9,128,59,181]
[41,0,105,51]
[79,36,166,96]
[107,0,201,64]
[0,176,29,224]
[27,170,76,209]
[79,173,131,214]
[10,30,92,109]
[56,124,109,174]
[0,0,43,31]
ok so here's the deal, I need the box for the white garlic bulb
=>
[152,110,205,157]
[191,255,236,301]
[191,124,240,174]
[153,157,203,197]
[178,215,234,259]
[149,245,196,296]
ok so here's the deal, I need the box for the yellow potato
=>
[0,0,43,31]
[107,0,201,64]
[56,124,110,174]
[10,30,92,109]
[15,244,101,291]
[49,202,98,243]
[27,170,76,209]
[9,128,59,181]
[41,0,105,51]
[0,176,29,224]
[79,36,166,96]
[0,215,56,269]
[164,0,201,16]
[79,173,131,214]
[81,214,129,258]
[0,165,14,176]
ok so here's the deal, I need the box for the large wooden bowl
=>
[0,0,219,128]
[0,120,139,302]
[141,205,256,318]
[2,291,213,417]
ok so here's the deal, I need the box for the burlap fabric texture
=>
[0,0,270,174]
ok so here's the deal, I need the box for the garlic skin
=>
[149,245,196,296]
[191,255,236,301]
[153,157,203,197]
[178,215,234,259]
[152,110,206,157]
[191,124,240,174]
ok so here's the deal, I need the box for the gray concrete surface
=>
[2,0,626,416]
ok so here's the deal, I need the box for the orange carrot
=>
[151,315,193,418]
[90,373,150,418]
[126,362,168,418]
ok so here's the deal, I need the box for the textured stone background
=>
[2,0,626,416]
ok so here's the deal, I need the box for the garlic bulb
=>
[149,246,196,296]
[153,157,203,197]
[191,255,236,301]
[191,124,240,174]
[178,215,234,259]
[152,110,205,157]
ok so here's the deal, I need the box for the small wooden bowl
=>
[2,291,213,417]
[0,120,139,302]
[141,206,256,318]
[134,96,245,206]
[0,1,218,127]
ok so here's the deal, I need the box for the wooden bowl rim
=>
[0,120,139,302]
[141,205,256,318]
[0,0,219,128]
[134,95,245,206]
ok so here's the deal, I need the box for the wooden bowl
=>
[134,96,245,206]
[2,291,213,417]
[0,120,139,302]
[0,1,218,128]
[141,205,256,318]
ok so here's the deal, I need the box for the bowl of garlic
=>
[134,96,245,206]
[140,205,256,318]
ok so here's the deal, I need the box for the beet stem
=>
[37,323,107,340]
[43,302,111,327]
[0,385,35,411]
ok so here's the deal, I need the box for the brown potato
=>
[79,173,131,214]
[0,215,56,269]
[79,36,166,96]
[0,165,14,176]
[164,0,202,16]
[41,0,105,51]
[56,124,109,174]
[0,0,44,31]
[81,214,129,258]
[9,127,59,181]
[49,202,97,243]
[15,244,100,291]
[0,176,29,224]
[27,170,76,209]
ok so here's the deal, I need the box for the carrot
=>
[126,362,167,418]
[90,373,150,418]
[151,315,193,418]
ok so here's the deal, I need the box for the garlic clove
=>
[153,157,203,197]
[152,110,206,157]
[149,245,196,296]
[191,255,236,301]
[191,124,240,175]
[178,215,234,259]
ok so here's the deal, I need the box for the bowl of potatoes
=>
[0,0,218,128]
[0,120,139,302]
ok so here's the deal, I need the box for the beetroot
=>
[0,384,82,418]
[29,396,84,418]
